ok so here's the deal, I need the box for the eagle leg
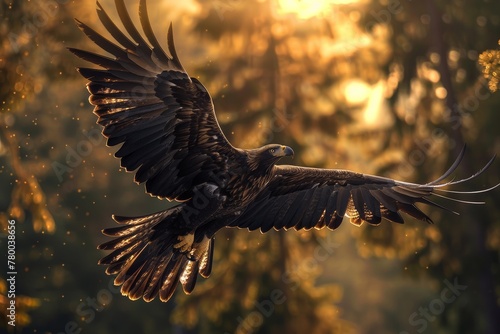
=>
[188,235,211,261]
[174,232,195,252]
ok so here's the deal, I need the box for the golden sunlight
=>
[344,79,371,105]
[276,0,360,19]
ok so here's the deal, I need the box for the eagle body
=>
[71,0,496,302]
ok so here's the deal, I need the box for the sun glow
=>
[276,0,360,19]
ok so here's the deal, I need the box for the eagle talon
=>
[192,236,211,260]
[174,232,194,252]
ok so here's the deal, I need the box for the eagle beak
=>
[282,146,294,158]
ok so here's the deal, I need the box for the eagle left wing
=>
[231,148,496,232]
[69,0,239,201]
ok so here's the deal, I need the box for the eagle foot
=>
[174,232,195,253]
[188,236,210,261]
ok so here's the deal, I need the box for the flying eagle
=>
[71,0,496,303]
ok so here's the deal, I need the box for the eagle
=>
[70,0,496,303]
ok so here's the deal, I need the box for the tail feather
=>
[100,241,145,268]
[126,256,161,300]
[98,213,166,265]
[121,263,146,299]
[128,271,152,301]
[143,258,170,301]
[98,207,213,302]
[181,260,200,294]
[159,255,188,302]
[98,231,148,250]
[199,237,215,278]
[106,259,129,275]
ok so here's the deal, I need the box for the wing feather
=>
[272,192,301,230]
[138,0,171,65]
[114,0,150,53]
[351,188,366,220]
[68,48,125,70]
[286,187,318,230]
[335,186,351,218]
[304,186,331,230]
[361,188,380,219]
[96,1,138,51]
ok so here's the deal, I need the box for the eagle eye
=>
[270,148,275,154]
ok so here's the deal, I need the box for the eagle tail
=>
[98,207,214,302]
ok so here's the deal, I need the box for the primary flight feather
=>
[70,0,496,302]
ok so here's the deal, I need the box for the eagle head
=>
[247,144,294,173]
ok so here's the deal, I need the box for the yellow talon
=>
[174,232,195,252]
[189,236,210,260]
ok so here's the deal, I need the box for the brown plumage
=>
[71,0,497,303]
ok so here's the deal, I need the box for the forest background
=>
[1,0,499,333]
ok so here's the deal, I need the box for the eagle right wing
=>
[231,148,497,232]
[70,0,239,201]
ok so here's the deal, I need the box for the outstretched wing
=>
[69,0,238,200]
[231,148,496,232]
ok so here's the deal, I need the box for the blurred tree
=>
[0,0,60,234]
[0,0,497,333]
[0,1,71,330]
[0,278,40,330]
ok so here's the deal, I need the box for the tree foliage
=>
[479,39,500,92]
